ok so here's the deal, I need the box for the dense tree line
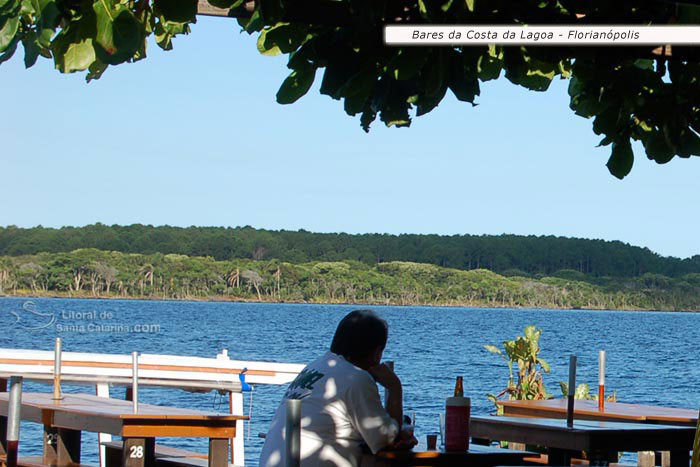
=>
[1,249,699,311]
[1,225,698,279]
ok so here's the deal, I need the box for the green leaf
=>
[593,106,619,135]
[465,0,474,12]
[0,15,19,53]
[206,0,244,9]
[0,38,17,63]
[37,0,61,31]
[259,0,283,22]
[154,0,197,23]
[257,28,281,56]
[679,129,700,157]
[559,382,568,396]
[440,0,453,12]
[59,39,95,72]
[86,58,107,82]
[260,23,308,55]
[574,383,590,400]
[425,49,446,96]
[606,140,634,179]
[386,47,428,81]
[484,345,502,355]
[22,34,40,67]
[276,64,315,104]
[477,53,502,81]
[644,131,676,164]
[448,55,479,103]
[94,2,142,65]
[243,8,263,33]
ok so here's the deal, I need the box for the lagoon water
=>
[2,297,699,465]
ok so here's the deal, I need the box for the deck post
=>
[53,337,62,400]
[122,437,155,467]
[132,352,139,414]
[229,391,245,466]
[96,382,113,467]
[6,376,23,467]
[285,399,301,467]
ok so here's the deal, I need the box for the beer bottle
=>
[453,376,464,397]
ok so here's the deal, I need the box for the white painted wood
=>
[0,348,304,386]
[230,392,245,467]
[0,347,304,465]
[95,383,112,467]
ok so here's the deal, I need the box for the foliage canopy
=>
[2,0,700,177]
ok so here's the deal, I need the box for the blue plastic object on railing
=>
[239,368,252,392]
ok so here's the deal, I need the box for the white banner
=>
[383,25,700,45]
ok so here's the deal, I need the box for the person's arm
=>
[367,363,403,427]
[366,364,417,450]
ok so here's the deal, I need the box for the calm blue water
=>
[2,297,699,465]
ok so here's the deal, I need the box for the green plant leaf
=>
[606,140,634,179]
[276,64,316,104]
[154,0,197,23]
[206,0,243,9]
[559,381,568,397]
[0,38,17,63]
[0,15,19,53]
[386,47,429,81]
[465,0,474,11]
[261,23,308,55]
[477,53,502,81]
[678,129,700,157]
[574,383,590,400]
[59,38,95,72]
[484,344,502,355]
[22,34,40,67]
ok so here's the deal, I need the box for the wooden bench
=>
[101,441,232,467]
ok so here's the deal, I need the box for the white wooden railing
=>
[0,347,304,466]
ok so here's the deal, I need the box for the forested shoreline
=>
[2,249,699,311]
[2,224,700,278]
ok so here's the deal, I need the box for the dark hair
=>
[330,310,388,361]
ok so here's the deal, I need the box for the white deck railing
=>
[0,347,305,466]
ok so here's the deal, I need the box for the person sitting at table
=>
[259,309,417,466]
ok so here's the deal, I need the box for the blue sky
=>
[3,17,699,259]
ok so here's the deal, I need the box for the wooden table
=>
[363,442,535,466]
[0,393,247,467]
[470,416,696,467]
[497,399,698,426]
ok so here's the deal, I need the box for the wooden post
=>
[208,438,228,467]
[122,438,154,467]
